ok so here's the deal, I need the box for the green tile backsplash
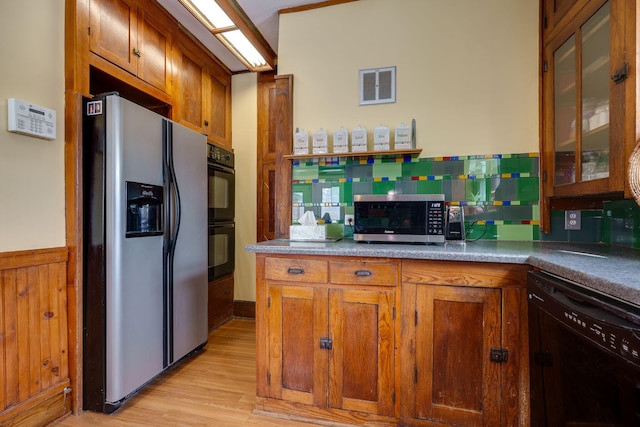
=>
[291,152,541,241]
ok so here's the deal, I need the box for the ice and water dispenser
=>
[126,181,163,237]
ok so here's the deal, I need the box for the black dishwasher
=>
[528,270,640,426]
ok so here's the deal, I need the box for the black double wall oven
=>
[208,144,235,282]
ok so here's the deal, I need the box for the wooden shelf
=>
[556,123,609,151]
[284,148,422,160]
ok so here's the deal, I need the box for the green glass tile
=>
[395,180,418,194]
[494,178,517,201]
[521,157,539,174]
[465,179,491,203]
[467,158,500,175]
[292,184,312,203]
[582,209,603,218]
[417,180,442,195]
[373,163,402,179]
[318,165,345,179]
[469,224,497,240]
[532,225,540,241]
[517,177,539,202]
[499,157,519,174]
[467,223,494,240]
[292,164,319,181]
[433,160,464,176]
[497,224,533,241]
[352,182,372,198]
[372,181,396,195]
[601,216,611,244]
[402,160,432,177]
[532,204,540,221]
[336,182,353,203]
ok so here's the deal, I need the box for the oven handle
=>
[209,223,235,229]
[208,163,234,174]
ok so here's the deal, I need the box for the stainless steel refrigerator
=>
[82,94,208,413]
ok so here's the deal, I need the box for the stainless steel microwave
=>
[353,194,445,243]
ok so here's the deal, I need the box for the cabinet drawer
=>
[264,257,328,283]
[330,260,399,286]
[402,259,528,288]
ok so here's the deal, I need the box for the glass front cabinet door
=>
[540,0,637,231]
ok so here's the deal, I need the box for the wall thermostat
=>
[8,98,56,140]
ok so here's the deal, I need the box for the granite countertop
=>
[246,239,640,306]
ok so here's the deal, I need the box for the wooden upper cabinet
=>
[136,8,172,92]
[174,38,205,133]
[89,0,137,74]
[539,0,637,232]
[542,0,587,36]
[206,70,231,149]
[89,0,172,93]
[174,33,232,149]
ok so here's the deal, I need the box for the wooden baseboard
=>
[255,396,397,426]
[233,300,256,319]
[0,380,71,427]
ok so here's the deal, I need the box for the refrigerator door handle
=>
[162,120,183,366]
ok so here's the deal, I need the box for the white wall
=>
[278,0,539,157]
[232,73,258,302]
[0,0,66,252]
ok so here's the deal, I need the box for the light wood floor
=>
[49,319,320,427]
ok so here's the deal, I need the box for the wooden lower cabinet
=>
[255,254,529,426]
[400,260,530,427]
[208,274,234,331]
[256,254,398,425]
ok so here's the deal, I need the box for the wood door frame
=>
[273,74,294,239]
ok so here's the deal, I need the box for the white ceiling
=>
[156,0,324,73]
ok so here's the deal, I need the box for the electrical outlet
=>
[565,210,581,230]
[344,214,354,226]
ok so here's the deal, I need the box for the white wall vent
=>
[359,66,396,106]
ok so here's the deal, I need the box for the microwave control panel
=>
[427,201,445,235]
[8,98,56,140]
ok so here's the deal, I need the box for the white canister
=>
[394,122,412,150]
[351,125,368,152]
[333,127,349,153]
[373,124,390,151]
[294,129,309,155]
[313,128,329,154]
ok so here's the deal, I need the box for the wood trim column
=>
[274,74,293,239]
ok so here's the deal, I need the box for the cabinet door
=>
[89,0,138,75]
[547,1,613,190]
[174,41,206,135]
[328,288,395,417]
[205,68,231,149]
[267,284,329,407]
[413,285,501,427]
[542,0,587,35]
[137,7,171,93]
[540,0,634,221]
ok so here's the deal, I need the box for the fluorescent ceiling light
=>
[179,0,274,72]
[222,30,265,68]
[190,0,233,28]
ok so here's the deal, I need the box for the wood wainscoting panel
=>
[0,247,70,426]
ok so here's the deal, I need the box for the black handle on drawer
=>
[287,267,305,275]
[355,270,372,277]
